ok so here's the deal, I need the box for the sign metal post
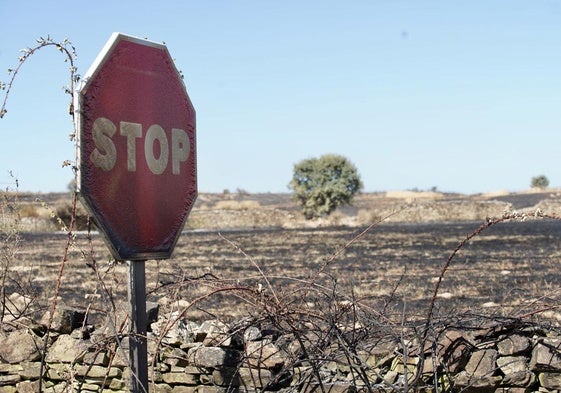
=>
[128,260,148,391]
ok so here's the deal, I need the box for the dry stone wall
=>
[2,306,561,392]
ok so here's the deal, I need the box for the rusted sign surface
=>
[77,33,197,260]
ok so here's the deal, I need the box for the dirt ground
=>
[5,188,561,327]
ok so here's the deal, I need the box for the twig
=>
[219,232,281,306]
[39,191,77,391]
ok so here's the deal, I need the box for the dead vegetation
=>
[2,188,561,391]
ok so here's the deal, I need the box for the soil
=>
[5,189,561,327]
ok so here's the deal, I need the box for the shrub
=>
[531,175,550,189]
[288,154,363,219]
[18,204,39,218]
[52,203,91,231]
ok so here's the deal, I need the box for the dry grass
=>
[4,189,561,232]
[384,190,444,200]
[213,200,261,210]
[3,187,561,391]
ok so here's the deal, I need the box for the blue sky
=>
[1,1,560,194]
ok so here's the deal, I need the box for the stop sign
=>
[76,33,197,260]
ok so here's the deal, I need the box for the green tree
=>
[288,154,363,219]
[531,174,549,189]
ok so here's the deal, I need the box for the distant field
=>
[6,188,561,232]
[4,189,561,326]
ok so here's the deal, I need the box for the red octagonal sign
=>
[76,33,197,260]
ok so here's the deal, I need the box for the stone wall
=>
[2,307,561,392]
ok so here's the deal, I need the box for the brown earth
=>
[3,189,561,327]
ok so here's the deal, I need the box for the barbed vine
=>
[0,35,84,391]
[0,35,79,121]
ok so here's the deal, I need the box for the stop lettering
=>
[90,117,190,175]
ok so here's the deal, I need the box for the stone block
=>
[41,307,86,334]
[162,371,198,385]
[497,335,531,356]
[45,334,89,363]
[16,380,41,393]
[161,347,189,367]
[188,346,240,368]
[0,329,43,363]
[83,351,109,366]
[199,319,231,347]
[494,388,532,393]
[151,313,197,346]
[74,364,122,379]
[436,329,473,373]
[152,383,172,393]
[496,356,535,387]
[0,363,22,373]
[244,326,261,342]
[245,341,285,369]
[18,361,42,379]
[465,349,498,378]
[238,367,272,389]
[454,370,502,390]
[300,382,357,393]
[0,374,21,386]
[539,372,561,390]
[530,339,561,372]
[45,363,71,381]
[212,367,241,387]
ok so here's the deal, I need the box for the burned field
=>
[11,218,561,326]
